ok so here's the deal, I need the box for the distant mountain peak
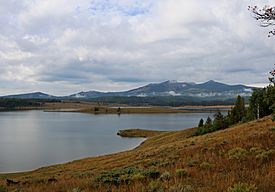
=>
[1,80,255,99]
[2,92,54,99]
[205,80,219,83]
[167,80,178,83]
[207,80,215,83]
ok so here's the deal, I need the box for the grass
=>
[117,129,166,138]
[0,116,275,191]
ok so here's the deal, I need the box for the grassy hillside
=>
[0,117,275,191]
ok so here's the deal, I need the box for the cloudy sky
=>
[1,0,275,95]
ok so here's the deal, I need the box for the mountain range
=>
[2,80,255,99]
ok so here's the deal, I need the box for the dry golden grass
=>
[1,116,275,191]
[43,101,96,109]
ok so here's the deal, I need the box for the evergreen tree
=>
[198,118,204,128]
[264,85,275,120]
[117,107,121,114]
[195,118,210,136]
[247,87,274,120]
[213,111,225,131]
[204,117,213,132]
[247,89,261,120]
[230,95,246,124]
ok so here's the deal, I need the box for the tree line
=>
[88,96,242,107]
[0,98,59,109]
[196,76,275,136]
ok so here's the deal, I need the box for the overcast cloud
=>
[1,0,275,95]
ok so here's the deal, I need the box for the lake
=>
[0,110,215,173]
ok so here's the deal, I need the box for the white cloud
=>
[0,0,275,95]
[23,34,49,45]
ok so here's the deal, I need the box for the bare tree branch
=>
[249,6,275,85]
[248,5,275,37]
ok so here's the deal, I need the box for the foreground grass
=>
[1,117,275,191]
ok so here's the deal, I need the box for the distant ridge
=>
[1,80,255,99]
[70,80,254,98]
[2,92,56,99]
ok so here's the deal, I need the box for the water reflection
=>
[0,111,214,172]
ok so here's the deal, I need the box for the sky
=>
[1,0,275,96]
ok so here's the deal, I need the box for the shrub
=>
[160,171,171,181]
[176,169,188,177]
[70,187,81,192]
[199,162,214,170]
[190,141,195,145]
[131,173,145,181]
[227,182,257,192]
[169,184,194,192]
[146,161,160,166]
[221,140,229,145]
[227,147,248,160]
[255,149,275,161]
[119,174,130,184]
[159,161,171,167]
[96,167,162,185]
[144,170,160,179]
[0,185,6,192]
[249,147,263,155]
[95,167,140,185]
[250,147,275,161]
[186,159,199,167]
[148,181,164,192]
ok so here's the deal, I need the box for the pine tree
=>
[230,95,246,124]
[198,118,204,128]
[247,87,274,120]
[213,111,225,131]
[204,117,213,132]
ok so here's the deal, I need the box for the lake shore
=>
[0,110,214,173]
[0,116,274,191]
[1,101,232,114]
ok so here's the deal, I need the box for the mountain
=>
[2,92,56,99]
[70,91,107,98]
[70,80,254,98]
[123,80,195,97]
[1,80,255,99]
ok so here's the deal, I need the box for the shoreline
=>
[0,135,147,174]
[1,117,273,191]
[0,128,184,175]
[0,105,228,175]
[0,129,167,174]
[0,101,232,114]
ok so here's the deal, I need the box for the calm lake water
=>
[0,111,215,172]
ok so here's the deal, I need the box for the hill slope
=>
[1,117,275,191]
